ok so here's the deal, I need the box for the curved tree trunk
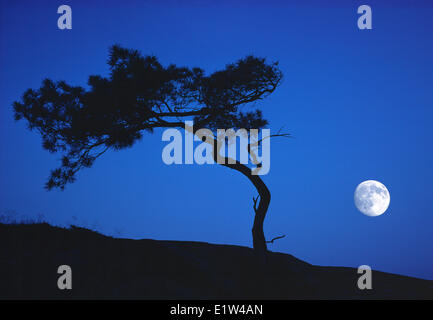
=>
[188,124,271,263]
[219,160,270,263]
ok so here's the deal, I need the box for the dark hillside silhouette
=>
[13,45,286,260]
[1,223,432,299]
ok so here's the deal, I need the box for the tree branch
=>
[266,235,286,244]
[252,195,259,213]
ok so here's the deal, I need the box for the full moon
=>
[354,180,390,217]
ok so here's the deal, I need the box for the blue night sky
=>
[1,0,432,280]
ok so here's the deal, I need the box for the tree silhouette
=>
[13,45,284,260]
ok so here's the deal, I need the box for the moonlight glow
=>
[354,180,390,217]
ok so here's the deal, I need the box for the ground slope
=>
[0,223,432,299]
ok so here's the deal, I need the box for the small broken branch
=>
[266,234,286,244]
[252,195,259,213]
